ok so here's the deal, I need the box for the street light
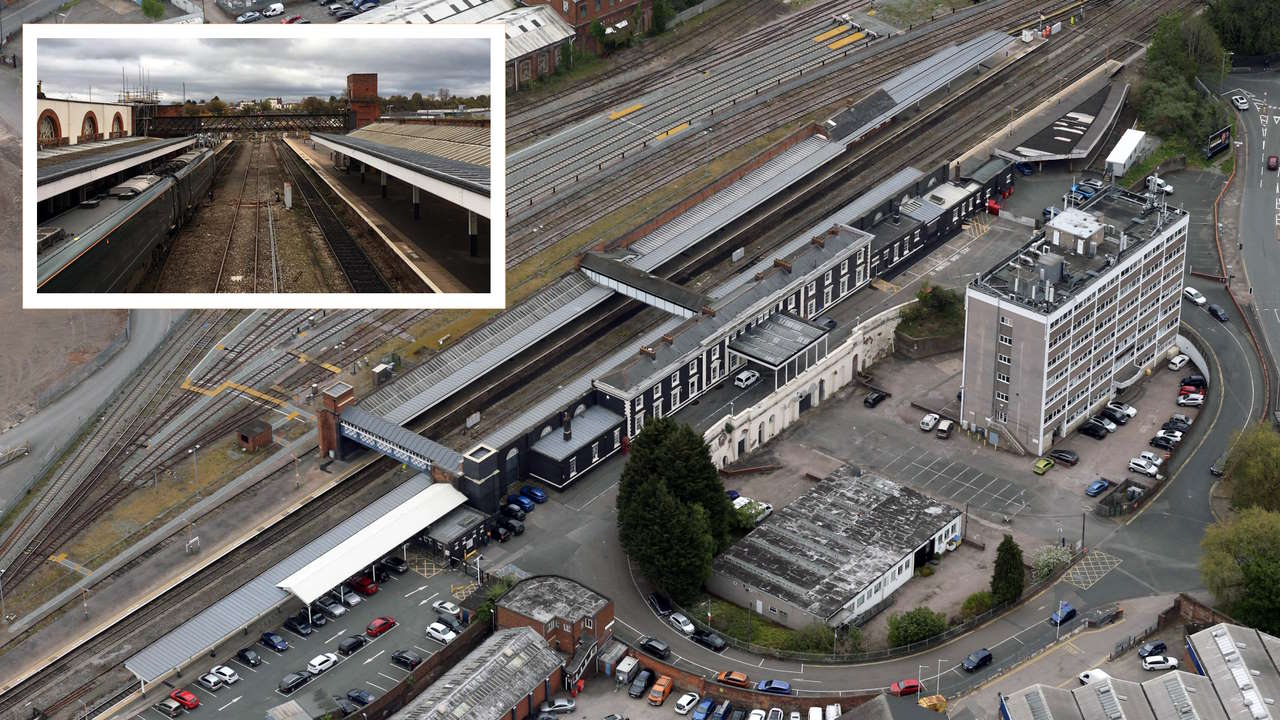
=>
[474,553,484,583]
[702,128,713,177]
[936,658,947,696]
[1055,600,1065,641]
[188,444,201,487]
[0,567,6,624]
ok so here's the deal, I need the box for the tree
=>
[618,480,714,602]
[650,0,673,34]
[300,96,326,114]
[206,97,226,116]
[1201,508,1280,634]
[410,92,424,110]
[590,20,607,52]
[990,534,1025,605]
[887,607,947,647]
[140,0,164,21]
[1208,0,1280,57]
[1226,423,1280,511]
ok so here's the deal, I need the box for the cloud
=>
[37,37,490,103]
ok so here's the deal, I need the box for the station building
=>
[36,93,134,147]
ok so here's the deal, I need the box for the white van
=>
[825,705,843,720]
[808,709,823,720]
[263,2,284,14]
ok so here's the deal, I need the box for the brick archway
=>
[111,111,124,138]
[79,110,99,142]
[37,109,62,146]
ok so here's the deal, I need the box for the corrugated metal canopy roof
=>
[277,483,465,604]
[124,474,436,685]
[349,122,489,167]
[312,132,490,195]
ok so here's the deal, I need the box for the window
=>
[545,620,554,634]
[634,396,642,411]
[634,411,644,433]
[998,334,1012,346]
[584,618,593,630]
[824,287,833,306]
[563,621,573,631]
[569,457,577,476]
[808,281,817,296]
[562,0,567,10]
[825,269,833,285]
[996,372,1010,384]
[840,276,848,296]
[576,1,585,15]
[613,428,620,447]
[997,353,1011,365]
[670,372,680,387]
[671,385,682,407]
[688,360,697,375]
[995,391,1009,402]
[654,402,664,420]
[653,384,662,399]
[591,442,599,462]
[996,408,1008,423]
[841,259,849,274]
[1000,315,1012,327]
[807,299,816,316]
[595,0,600,9]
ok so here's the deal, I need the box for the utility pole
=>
[936,658,946,696]
[1081,511,1086,548]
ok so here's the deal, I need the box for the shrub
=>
[961,590,994,620]
[918,565,935,578]
[887,607,947,647]
[1031,545,1075,581]
[782,622,835,653]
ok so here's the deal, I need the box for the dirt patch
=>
[858,541,995,649]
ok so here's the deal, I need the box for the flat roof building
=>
[707,465,963,630]
[961,187,1188,456]
[496,575,614,685]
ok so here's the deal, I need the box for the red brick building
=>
[495,575,614,686]
[524,0,652,53]
[346,73,380,130]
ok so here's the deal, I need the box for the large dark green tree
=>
[1226,423,1280,511]
[990,534,1025,605]
[1135,12,1230,151]
[618,476,715,602]
[1201,507,1280,634]
[1207,0,1280,57]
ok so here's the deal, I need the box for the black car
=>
[301,609,327,627]
[864,390,887,408]
[279,672,311,694]
[379,555,409,574]
[1138,640,1167,658]
[647,591,673,616]
[284,615,314,636]
[1150,436,1176,451]
[436,614,465,634]
[490,525,513,542]
[500,504,526,520]
[692,629,728,652]
[1048,449,1079,466]
[338,635,368,656]
[637,635,671,659]
[1182,375,1207,389]
[1207,304,1229,322]
[961,648,993,672]
[347,689,374,706]
[628,669,655,698]
[236,647,263,666]
[333,7,357,17]
[334,697,359,716]
[1163,419,1191,432]
[1100,407,1128,425]
[498,515,525,535]
[1080,422,1108,440]
[392,649,423,670]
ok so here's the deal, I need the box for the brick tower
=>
[346,73,379,130]
[318,382,355,459]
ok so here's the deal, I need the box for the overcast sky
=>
[37,37,490,103]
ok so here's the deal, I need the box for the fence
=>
[672,550,1085,664]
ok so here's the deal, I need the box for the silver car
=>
[668,612,695,635]
[316,597,347,618]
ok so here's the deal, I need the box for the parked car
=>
[284,614,314,636]
[435,613,464,634]
[1048,448,1079,466]
[391,649,423,670]
[1138,641,1167,658]
[169,689,200,710]
[507,494,535,512]
[329,585,362,607]
[1210,453,1229,477]
[936,419,954,439]
[1182,374,1208,389]
[1162,419,1191,433]
[1155,429,1184,443]
[1270,155,1279,171]
[1177,393,1204,407]
[432,599,461,617]
[327,2,344,11]
[338,634,368,656]
[675,692,702,714]
[260,631,288,652]
[638,635,671,659]
[1085,478,1111,497]
[521,485,548,503]
[1208,304,1229,322]
[379,555,408,574]
[1071,183,1096,199]
[889,679,921,696]
[1081,178,1104,191]
[1179,385,1200,397]
[1150,436,1177,451]
[334,697,359,716]
[1066,191,1087,205]
[863,390,887,407]
[278,672,310,694]
[961,649,993,672]
[668,612,695,635]
[237,647,263,666]
[307,653,339,675]
[281,13,304,22]
[1143,655,1179,671]
[757,679,793,695]
[1084,418,1111,435]
[1043,206,1061,220]
[196,672,224,691]
[500,503,526,520]
[919,413,940,432]
[648,591,673,616]
[1129,458,1159,478]
[1079,668,1112,685]
[1147,175,1174,194]
[715,670,750,688]
[629,669,656,698]
[347,689,374,706]
[1168,354,1190,371]
[153,699,184,717]
[1092,415,1117,433]
[350,574,378,596]
[234,10,261,21]
[316,596,347,619]
[1233,94,1251,110]
[498,515,525,535]
[262,2,284,15]
[211,665,240,685]
[366,616,396,637]
[490,524,513,542]
[692,629,728,652]
[1171,413,1194,427]
[815,316,837,330]
[1100,406,1129,425]
[1049,602,1077,626]
[541,696,578,714]
[1138,451,1165,468]
[426,622,457,644]
[691,698,717,720]
[1183,287,1207,306]
[333,8,358,18]
[735,369,761,388]
[649,675,674,705]
[1033,457,1055,475]
[1015,161,1035,175]
[1080,421,1108,440]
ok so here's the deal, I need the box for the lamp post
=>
[702,128,713,176]
[1055,600,1065,641]
[0,568,6,624]
[936,658,947,696]
[474,553,484,583]
[188,444,201,487]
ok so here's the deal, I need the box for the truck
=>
[615,656,640,685]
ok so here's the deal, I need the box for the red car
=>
[1179,385,1200,396]
[366,616,395,637]
[1269,155,1278,171]
[889,679,922,696]
[281,13,303,21]
[169,689,200,710]
[350,574,378,596]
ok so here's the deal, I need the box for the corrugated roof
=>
[37,136,192,182]
[312,132,490,195]
[340,405,464,472]
[350,122,489,167]
[728,313,827,368]
[529,405,624,461]
[124,474,436,684]
[350,0,514,24]
[489,5,574,59]
[277,483,465,604]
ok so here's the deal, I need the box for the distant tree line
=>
[1207,0,1280,58]
[175,92,490,117]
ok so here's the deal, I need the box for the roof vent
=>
[640,346,656,359]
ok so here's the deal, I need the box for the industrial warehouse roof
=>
[728,313,827,368]
[999,671,1229,720]
[339,405,464,473]
[391,627,565,720]
[276,482,465,604]
[490,5,575,59]
[529,405,624,462]
[353,0,514,24]
[313,132,490,195]
[1188,623,1280,720]
[124,474,437,685]
[496,575,610,626]
[712,465,961,622]
[838,694,941,720]
[349,121,490,167]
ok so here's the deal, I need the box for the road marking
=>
[366,681,387,692]
[414,644,431,653]
[379,672,401,682]
[218,697,241,712]
[230,659,258,672]
[363,650,385,665]
[325,631,343,643]
[405,585,429,598]
[568,480,619,512]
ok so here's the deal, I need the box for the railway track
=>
[214,137,260,293]
[274,140,392,294]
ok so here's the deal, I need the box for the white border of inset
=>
[23,23,505,309]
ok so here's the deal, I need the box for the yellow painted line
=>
[655,122,690,141]
[828,31,866,50]
[285,411,299,422]
[50,552,67,562]
[608,103,643,121]
[290,351,343,375]
[181,377,289,407]
[866,7,875,15]
[813,24,849,42]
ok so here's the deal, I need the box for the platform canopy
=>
[277,482,465,604]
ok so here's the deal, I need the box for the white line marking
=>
[363,650,385,665]
[366,681,387,692]
[378,672,401,682]
[405,585,430,598]
[325,631,342,643]
[218,697,241,712]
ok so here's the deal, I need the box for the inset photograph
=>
[25,25,503,307]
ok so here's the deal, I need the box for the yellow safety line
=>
[289,350,342,374]
[813,24,849,43]
[655,122,690,141]
[609,103,643,121]
[828,31,866,50]
[181,377,290,407]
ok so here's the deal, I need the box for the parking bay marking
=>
[363,650,385,665]
[325,630,345,643]
[366,681,388,692]
[404,585,430,598]
[378,672,401,682]
[218,697,241,712]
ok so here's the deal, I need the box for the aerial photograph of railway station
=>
[26,31,496,300]
[4,0,1280,718]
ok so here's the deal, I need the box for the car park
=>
[307,652,339,674]
[338,634,368,656]
[1168,354,1190,371]
[426,622,456,644]
[391,649,423,670]
[1208,304,1229,322]
[735,369,761,388]
[757,679,793,695]
[648,591,673,615]
[1233,95,1250,110]
[1183,287,1207,306]
[1048,448,1079,466]
[675,692,701,714]
[237,647,263,666]
[1129,458,1159,478]
[637,635,671,659]
[649,675,674,705]
[379,555,408,573]
[235,10,261,21]
[169,689,200,709]
[329,585,363,607]
[961,649,993,672]
[919,413,940,431]
[196,672,224,691]
[366,616,396,637]
[153,699,184,717]
[692,629,728,652]
[1085,478,1111,497]
[1049,603,1076,626]
[889,679,921,696]
[521,485,548,503]
[716,670,751,688]
[1138,640,1167,657]
[1177,393,1204,407]
[347,689,374,705]
[1078,668,1111,685]
[278,672,311,694]
[1033,457,1054,475]
[507,494,535,512]
[863,390,887,407]
[210,665,239,684]
[669,611,695,635]
[629,669,656,697]
[1143,655,1179,670]
[260,631,289,652]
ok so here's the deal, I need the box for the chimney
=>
[773,258,792,273]
[1119,232,1128,252]
[640,346,656,359]
[1013,275,1020,296]
[892,205,900,224]
[811,235,826,249]
[1045,282,1054,303]
[562,411,572,441]
[661,334,675,345]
